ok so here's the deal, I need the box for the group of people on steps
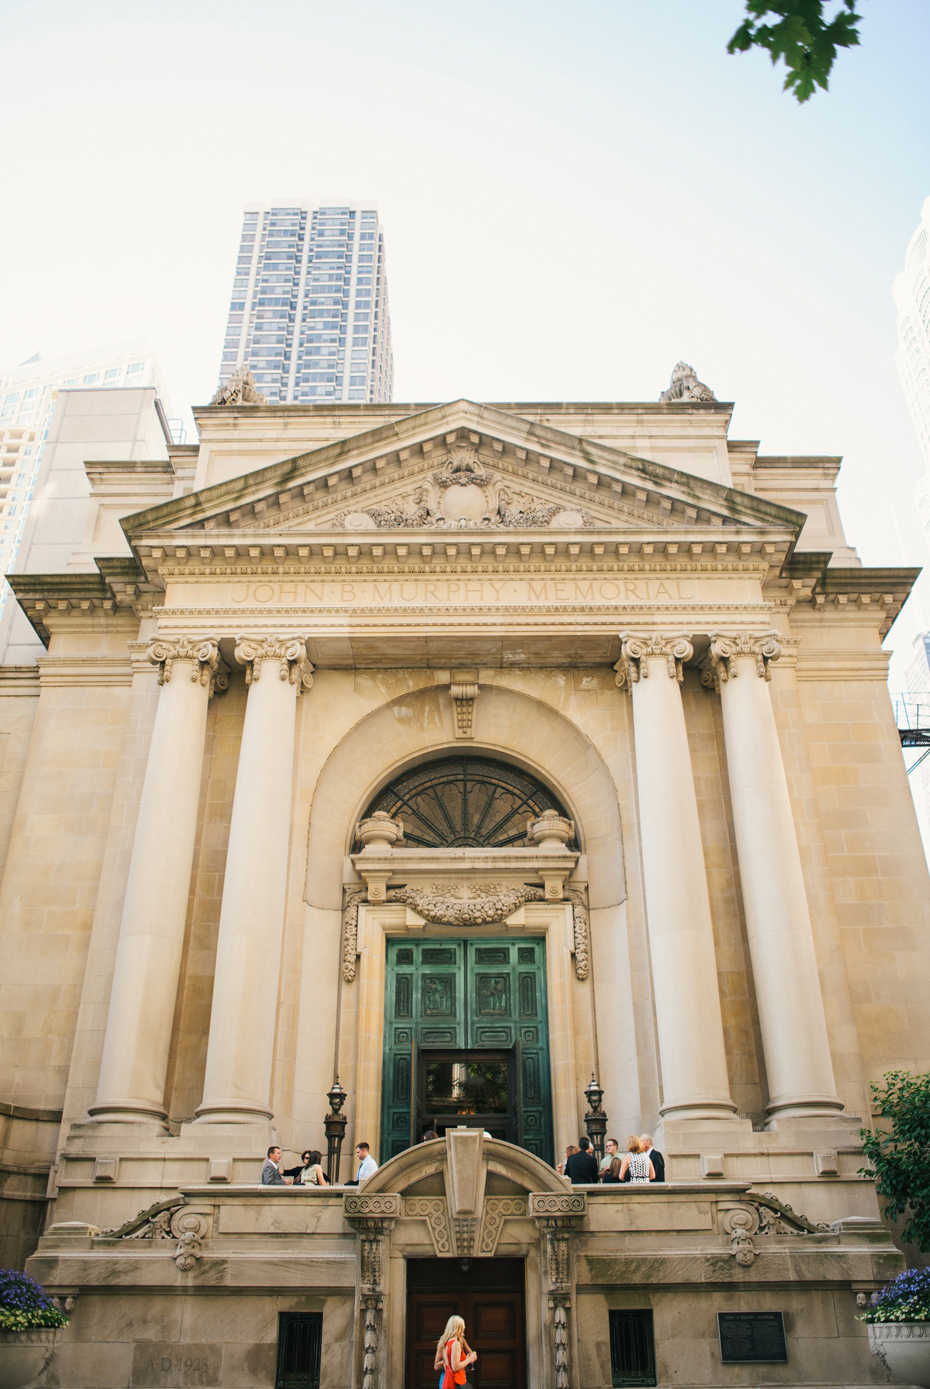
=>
[559,1133,666,1184]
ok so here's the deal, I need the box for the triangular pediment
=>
[121,399,805,544]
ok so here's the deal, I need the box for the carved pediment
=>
[326,445,614,533]
[120,398,807,545]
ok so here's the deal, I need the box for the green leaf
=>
[727,1,862,103]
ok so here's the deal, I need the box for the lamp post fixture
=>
[324,1077,348,1184]
[583,1073,607,1164]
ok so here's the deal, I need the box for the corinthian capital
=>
[704,631,781,690]
[614,632,693,689]
[234,636,314,694]
[147,637,222,691]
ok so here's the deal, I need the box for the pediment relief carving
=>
[180,436,750,538]
[332,446,602,532]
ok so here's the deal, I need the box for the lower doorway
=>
[405,1258,526,1389]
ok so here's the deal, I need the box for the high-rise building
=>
[0,344,172,619]
[217,202,394,405]
[895,197,930,520]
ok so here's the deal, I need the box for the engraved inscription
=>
[187,576,709,609]
[130,1345,223,1388]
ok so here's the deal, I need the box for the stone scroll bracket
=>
[449,669,480,739]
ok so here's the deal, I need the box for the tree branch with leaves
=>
[728,1,862,103]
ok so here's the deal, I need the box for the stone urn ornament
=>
[0,1270,68,1389]
[861,1268,930,1388]
[356,812,404,852]
[527,810,574,852]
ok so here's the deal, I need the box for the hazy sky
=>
[2,0,929,587]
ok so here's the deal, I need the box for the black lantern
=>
[324,1077,348,1184]
[583,1073,607,1163]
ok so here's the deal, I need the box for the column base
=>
[659,1099,740,1122]
[765,1095,845,1123]
[193,1102,274,1124]
[86,1100,168,1126]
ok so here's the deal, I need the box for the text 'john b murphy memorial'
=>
[0,362,927,1389]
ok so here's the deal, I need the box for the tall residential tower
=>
[217,202,394,404]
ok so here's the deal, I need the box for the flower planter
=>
[868,1322,930,1388]
[0,1328,60,1389]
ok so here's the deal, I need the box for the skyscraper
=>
[217,202,394,405]
[895,197,930,479]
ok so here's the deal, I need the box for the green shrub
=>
[860,1070,930,1253]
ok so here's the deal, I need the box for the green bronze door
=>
[382,938,553,1164]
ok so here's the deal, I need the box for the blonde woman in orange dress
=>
[434,1315,477,1389]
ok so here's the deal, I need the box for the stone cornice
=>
[0,666,40,696]
[36,656,134,688]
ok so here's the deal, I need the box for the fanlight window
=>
[362,755,573,849]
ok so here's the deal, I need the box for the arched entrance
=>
[367,755,568,1164]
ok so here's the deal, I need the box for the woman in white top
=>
[618,1133,654,1184]
[299,1149,328,1186]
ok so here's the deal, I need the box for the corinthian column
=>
[616,634,736,1120]
[196,637,313,1123]
[90,638,223,1123]
[707,633,842,1120]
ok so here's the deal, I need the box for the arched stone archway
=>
[304,680,625,910]
[343,1129,585,1389]
[293,679,643,1168]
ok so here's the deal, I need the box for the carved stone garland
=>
[341,884,589,982]
[147,637,228,695]
[530,1193,585,1389]
[344,1194,400,1389]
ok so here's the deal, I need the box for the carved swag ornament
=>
[341,885,589,981]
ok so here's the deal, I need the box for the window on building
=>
[127,362,144,375]
[83,374,100,384]
[364,755,573,849]
[275,1312,322,1389]
[608,1311,657,1388]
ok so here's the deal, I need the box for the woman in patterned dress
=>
[618,1134,655,1184]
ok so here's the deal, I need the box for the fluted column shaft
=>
[90,638,222,1123]
[616,634,736,1120]
[196,638,312,1123]
[708,634,841,1119]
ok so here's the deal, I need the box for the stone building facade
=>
[0,387,927,1387]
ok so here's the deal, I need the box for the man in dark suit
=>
[563,1136,599,1184]
[641,1134,665,1182]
